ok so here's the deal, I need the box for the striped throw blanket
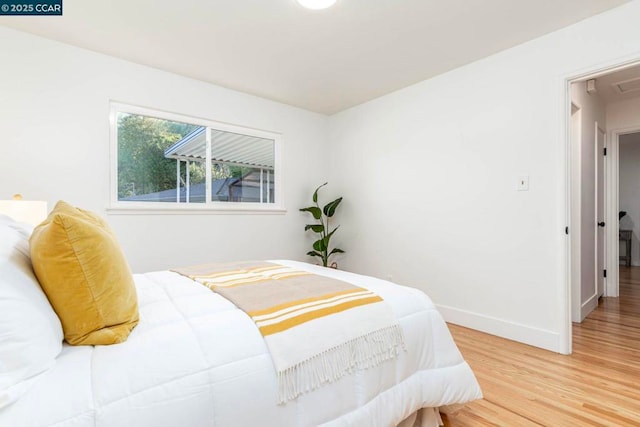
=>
[172,261,405,403]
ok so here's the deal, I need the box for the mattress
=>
[0,260,481,426]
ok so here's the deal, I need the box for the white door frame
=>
[562,57,640,354]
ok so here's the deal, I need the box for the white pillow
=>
[0,214,63,408]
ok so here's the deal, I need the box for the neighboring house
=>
[122,171,273,203]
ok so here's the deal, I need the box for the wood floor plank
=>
[443,266,640,426]
[442,398,542,426]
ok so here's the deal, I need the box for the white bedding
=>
[0,260,481,427]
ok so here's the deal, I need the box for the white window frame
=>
[108,102,284,214]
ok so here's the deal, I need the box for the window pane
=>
[210,129,275,204]
[117,112,202,203]
[114,106,278,208]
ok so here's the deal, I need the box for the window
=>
[110,104,281,211]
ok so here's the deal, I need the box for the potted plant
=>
[300,182,344,267]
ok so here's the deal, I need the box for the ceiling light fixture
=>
[296,0,337,10]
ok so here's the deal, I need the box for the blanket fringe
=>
[277,324,406,403]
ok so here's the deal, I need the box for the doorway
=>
[566,60,640,352]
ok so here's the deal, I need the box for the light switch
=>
[517,176,529,191]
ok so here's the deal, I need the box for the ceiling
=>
[0,0,630,114]
[591,63,640,103]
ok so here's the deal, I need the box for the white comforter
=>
[1,260,481,427]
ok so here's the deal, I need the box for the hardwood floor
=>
[442,266,640,426]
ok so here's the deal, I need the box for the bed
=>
[0,213,481,427]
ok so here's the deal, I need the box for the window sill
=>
[106,203,287,215]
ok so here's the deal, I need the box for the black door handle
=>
[598,222,605,227]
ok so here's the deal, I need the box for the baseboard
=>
[622,261,640,267]
[436,304,561,353]
[580,292,598,322]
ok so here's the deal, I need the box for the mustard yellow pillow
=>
[30,201,139,345]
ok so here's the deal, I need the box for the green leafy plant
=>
[300,182,345,267]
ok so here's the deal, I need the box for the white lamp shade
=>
[0,200,48,226]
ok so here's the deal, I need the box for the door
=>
[596,125,606,298]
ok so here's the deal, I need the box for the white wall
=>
[0,26,329,273]
[607,96,640,132]
[619,132,640,266]
[570,81,606,320]
[327,0,640,352]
